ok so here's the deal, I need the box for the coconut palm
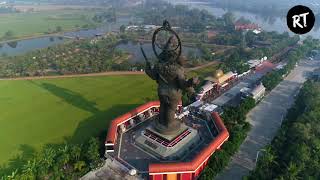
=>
[70,145,82,162]
[21,159,37,179]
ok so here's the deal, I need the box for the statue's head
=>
[158,37,180,64]
[152,20,182,65]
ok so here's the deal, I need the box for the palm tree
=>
[70,145,82,162]
[283,162,300,180]
[74,161,86,172]
[86,138,100,169]
[36,146,56,178]
[262,146,277,166]
[21,159,37,179]
[6,169,18,180]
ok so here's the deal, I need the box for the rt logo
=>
[287,5,315,34]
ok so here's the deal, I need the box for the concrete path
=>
[215,59,320,180]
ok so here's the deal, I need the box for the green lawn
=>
[0,10,97,39]
[188,64,219,79]
[0,75,157,166]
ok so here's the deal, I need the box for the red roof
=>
[255,61,275,72]
[104,102,228,175]
[105,101,160,144]
[105,100,183,145]
[149,112,229,174]
[207,31,217,39]
[235,23,259,31]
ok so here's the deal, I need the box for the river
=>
[170,0,320,39]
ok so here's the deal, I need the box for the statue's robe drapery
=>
[145,60,194,135]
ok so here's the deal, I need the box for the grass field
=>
[0,10,97,40]
[187,63,220,79]
[0,75,156,166]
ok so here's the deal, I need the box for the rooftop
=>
[109,113,219,173]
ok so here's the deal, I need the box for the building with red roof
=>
[104,101,229,180]
[235,22,260,31]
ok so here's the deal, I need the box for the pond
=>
[0,36,65,57]
[0,16,132,57]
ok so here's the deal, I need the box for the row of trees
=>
[0,30,15,41]
[262,37,320,90]
[0,137,103,179]
[220,30,303,74]
[247,31,300,59]
[220,48,250,74]
[246,80,320,180]
[92,8,117,23]
[199,97,256,179]
[135,0,217,33]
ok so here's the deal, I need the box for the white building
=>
[240,83,266,102]
[196,81,214,100]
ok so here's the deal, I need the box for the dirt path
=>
[0,71,145,81]
[186,61,220,72]
[0,61,220,81]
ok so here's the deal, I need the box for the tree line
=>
[92,8,116,23]
[218,31,299,74]
[246,79,320,180]
[199,97,256,179]
[0,35,143,78]
[0,137,104,179]
[135,0,217,33]
[262,37,320,90]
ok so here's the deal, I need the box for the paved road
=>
[215,59,320,180]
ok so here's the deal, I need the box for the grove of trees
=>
[0,35,142,78]
[199,97,256,179]
[0,137,103,179]
[262,37,320,90]
[246,79,320,180]
[92,9,117,23]
[0,30,15,41]
[135,0,217,33]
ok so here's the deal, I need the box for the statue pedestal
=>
[135,123,200,160]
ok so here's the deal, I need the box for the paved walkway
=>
[81,158,141,180]
[215,59,320,180]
